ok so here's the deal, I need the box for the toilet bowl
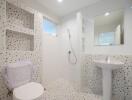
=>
[2,61,44,100]
[13,82,44,100]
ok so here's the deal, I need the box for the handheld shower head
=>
[66,28,77,65]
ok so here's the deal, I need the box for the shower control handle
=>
[68,50,71,54]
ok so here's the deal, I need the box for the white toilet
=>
[2,61,44,100]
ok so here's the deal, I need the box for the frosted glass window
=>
[42,19,57,36]
[98,32,115,45]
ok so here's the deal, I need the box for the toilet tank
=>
[3,61,33,90]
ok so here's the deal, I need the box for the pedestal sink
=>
[94,58,124,100]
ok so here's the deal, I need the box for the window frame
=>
[42,17,57,36]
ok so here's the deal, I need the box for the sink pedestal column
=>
[103,69,112,100]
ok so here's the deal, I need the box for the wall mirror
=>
[94,10,124,46]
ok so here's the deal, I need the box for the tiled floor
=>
[43,91,102,100]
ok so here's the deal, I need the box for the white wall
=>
[41,14,81,90]
[85,8,132,55]
[57,0,132,56]
[41,0,132,91]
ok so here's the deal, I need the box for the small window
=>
[42,18,57,36]
[98,32,115,45]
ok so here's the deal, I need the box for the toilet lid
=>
[13,82,44,100]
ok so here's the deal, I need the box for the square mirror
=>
[94,10,124,46]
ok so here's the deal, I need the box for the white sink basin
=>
[94,59,123,70]
[94,59,124,100]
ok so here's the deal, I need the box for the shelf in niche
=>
[6,23,34,36]
[6,2,34,30]
[6,29,34,51]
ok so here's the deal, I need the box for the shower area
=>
[42,8,132,100]
[42,10,132,100]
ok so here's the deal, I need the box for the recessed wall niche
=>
[6,2,34,30]
[6,29,34,51]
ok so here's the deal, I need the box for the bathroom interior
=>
[0,0,132,100]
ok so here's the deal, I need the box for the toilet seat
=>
[13,82,44,100]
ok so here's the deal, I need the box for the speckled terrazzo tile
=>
[81,54,132,99]
[0,0,42,99]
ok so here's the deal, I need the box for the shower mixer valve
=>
[68,50,71,54]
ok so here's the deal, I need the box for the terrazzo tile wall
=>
[6,2,34,30]
[0,0,43,99]
[6,29,34,51]
[81,54,132,100]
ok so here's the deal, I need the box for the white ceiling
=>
[35,0,101,17]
